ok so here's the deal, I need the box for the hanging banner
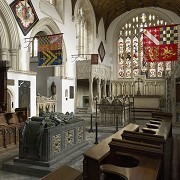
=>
[38,33,63,67]
[143,24,178,62]
[91,54,99,64]
[10,0,39,36]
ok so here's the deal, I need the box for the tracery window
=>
[76,7,88,57]
[118,12,172,79]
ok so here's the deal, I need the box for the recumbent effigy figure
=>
[19,111,83,161]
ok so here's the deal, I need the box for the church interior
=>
[0,0,180,179]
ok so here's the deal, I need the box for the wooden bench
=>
[41,164,82,180]
[171,135,180,180]
[0,113,16,148]
[122,130,165,146]
[0,110,26,151]
[83,123,139,180]
[101,138,163,180]
[152,112,173,119]
[121,115,172,180]
[131,107,159,120]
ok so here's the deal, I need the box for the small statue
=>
[51,81,56,97]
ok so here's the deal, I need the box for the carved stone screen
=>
[19,80,30,116]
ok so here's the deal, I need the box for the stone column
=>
[108,80,112,98]
[1,49,8,61]
[9,49,18,70]
[103,80,106,98]
[97,79,101,103]
[111,82,116,98]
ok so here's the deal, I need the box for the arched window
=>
[76,7,88,57]
[30,32,45,58]
[30,37,38,57]
[118,12,172,79]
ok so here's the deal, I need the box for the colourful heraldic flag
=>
[143,24,178,62]
[38,34,63,67]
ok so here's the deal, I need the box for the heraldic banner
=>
[38,33,63,67]
[143,24,178,62]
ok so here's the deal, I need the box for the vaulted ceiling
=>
[71,0,180,33]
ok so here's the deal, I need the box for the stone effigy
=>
[17,111,86,166]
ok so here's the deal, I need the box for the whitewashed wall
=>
[7,70,36,117]
[4,0,180,116]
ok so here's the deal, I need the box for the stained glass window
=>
[118,12,172,79]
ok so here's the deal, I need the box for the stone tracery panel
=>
[52,134,61,155]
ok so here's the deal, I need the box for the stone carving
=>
[77,126,84,142]
[76,64,90,79]
[36,94,57,116]
[19,112,83,161]
[92,64,111,80]
[112,79,165,96]
[65,129,74,148]
[76,61,111,80]
[39,111,83,126]
[52,134,61,155]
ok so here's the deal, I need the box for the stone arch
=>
[0,0,20,69]
[30,17,66,77]
[30,17,61,37]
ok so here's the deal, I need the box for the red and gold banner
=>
[143,24,178,62]
[38,33,63,67]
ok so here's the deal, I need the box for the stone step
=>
[76,107,88,114]
[2,141,89,178]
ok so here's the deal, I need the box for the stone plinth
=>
[2,113,88,177]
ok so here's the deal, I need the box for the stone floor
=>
[0,118,179,180]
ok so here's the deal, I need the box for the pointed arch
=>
[30,17,61,37]
[30,17,67,77]
[0,0,20,68]
[0,1,20,49]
